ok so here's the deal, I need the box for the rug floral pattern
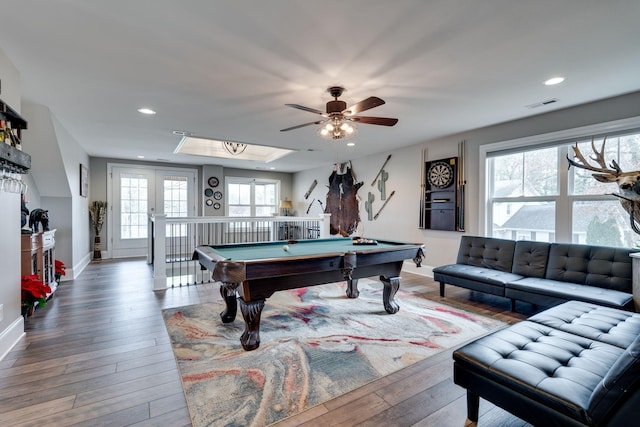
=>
[162,279,503,426]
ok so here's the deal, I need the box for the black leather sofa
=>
[453,301,640,426]
[433,236,637,311]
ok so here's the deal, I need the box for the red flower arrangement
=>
[21,274,52,309]
[55,260,66,279]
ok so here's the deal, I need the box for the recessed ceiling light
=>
[269,167,276,170]
[137,108,156,115]
[346,142,356,147]
[137,155,145,159]
[544,77,565,86]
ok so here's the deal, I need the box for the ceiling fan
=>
[280,86,398,140]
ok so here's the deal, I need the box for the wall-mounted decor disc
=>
[205,199,213,206]
[208,176,219,187]
[213,191,223,200]
[204,188,214,197]
[213,202,221,210]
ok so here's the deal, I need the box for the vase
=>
[93,235,102,259]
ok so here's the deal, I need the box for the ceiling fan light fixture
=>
[318,118,357,141]
[282,86,395,140]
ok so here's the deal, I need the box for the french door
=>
[108,164,197,258]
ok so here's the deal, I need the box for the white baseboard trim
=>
[0,316,25,362]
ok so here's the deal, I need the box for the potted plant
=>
[55,259,66,282]
[89,200,107,259]
[21,274,51,317]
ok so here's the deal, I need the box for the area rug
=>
[162,279,504,426]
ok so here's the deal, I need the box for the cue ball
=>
[283,245,289,251]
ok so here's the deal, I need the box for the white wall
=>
[22,102,91,277]
[294,91,640,276]
[0,48,25,359]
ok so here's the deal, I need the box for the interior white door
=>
[110,165,196,258]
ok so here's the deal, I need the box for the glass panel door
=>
[110,166,196,258]
[112,167,154,258]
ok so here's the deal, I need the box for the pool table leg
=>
[346,279,359,298]
[238,298,265,351]
[219,283,239,323]
[380,275,400,314]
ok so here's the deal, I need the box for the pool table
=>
[193,237,425,351]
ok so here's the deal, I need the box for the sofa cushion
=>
[587,334,640,425]
[506,277,633,309]
[434,264,523,286]
[512,240,550,278]
[545,243,635,292]
[528,301,640,349]
[456,236,516,272]
[453,320,625,423]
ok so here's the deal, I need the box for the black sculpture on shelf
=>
[29,208,49,233]
[21,194,29,228]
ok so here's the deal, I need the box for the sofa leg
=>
[467,390,479,422]
[510,299,516,312]
[439,282,445,297]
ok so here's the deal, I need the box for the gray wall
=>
[22,102,91,276]
[294,91,640,275]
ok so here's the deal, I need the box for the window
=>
[226,178,279,217]
[120,173,148,239]
[486,131,639,247]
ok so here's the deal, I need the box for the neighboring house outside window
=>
[486,130,639,247]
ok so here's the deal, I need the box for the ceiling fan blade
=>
[343,96,385,115]
[285,104,325,115]
[349,116,398,126]
[280,120,326,132]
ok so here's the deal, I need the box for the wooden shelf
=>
[0,97,30,173]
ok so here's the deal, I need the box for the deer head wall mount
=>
[567,136,640,234]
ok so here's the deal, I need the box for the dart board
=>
[427,161,454,189]
[422,156,462,232]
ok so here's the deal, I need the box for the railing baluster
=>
[148,214,330,290]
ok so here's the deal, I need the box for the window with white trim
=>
[486,131,640,247]
[226,178,279,217]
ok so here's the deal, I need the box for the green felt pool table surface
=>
[198,237,412,261]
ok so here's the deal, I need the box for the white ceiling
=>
[1,1,639,172]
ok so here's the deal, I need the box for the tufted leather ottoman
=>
[453,301,640,426]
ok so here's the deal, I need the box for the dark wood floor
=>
[0,259,540,426]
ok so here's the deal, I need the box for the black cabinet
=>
[420,157,464,231]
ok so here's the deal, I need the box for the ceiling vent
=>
[526,98,559,109]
